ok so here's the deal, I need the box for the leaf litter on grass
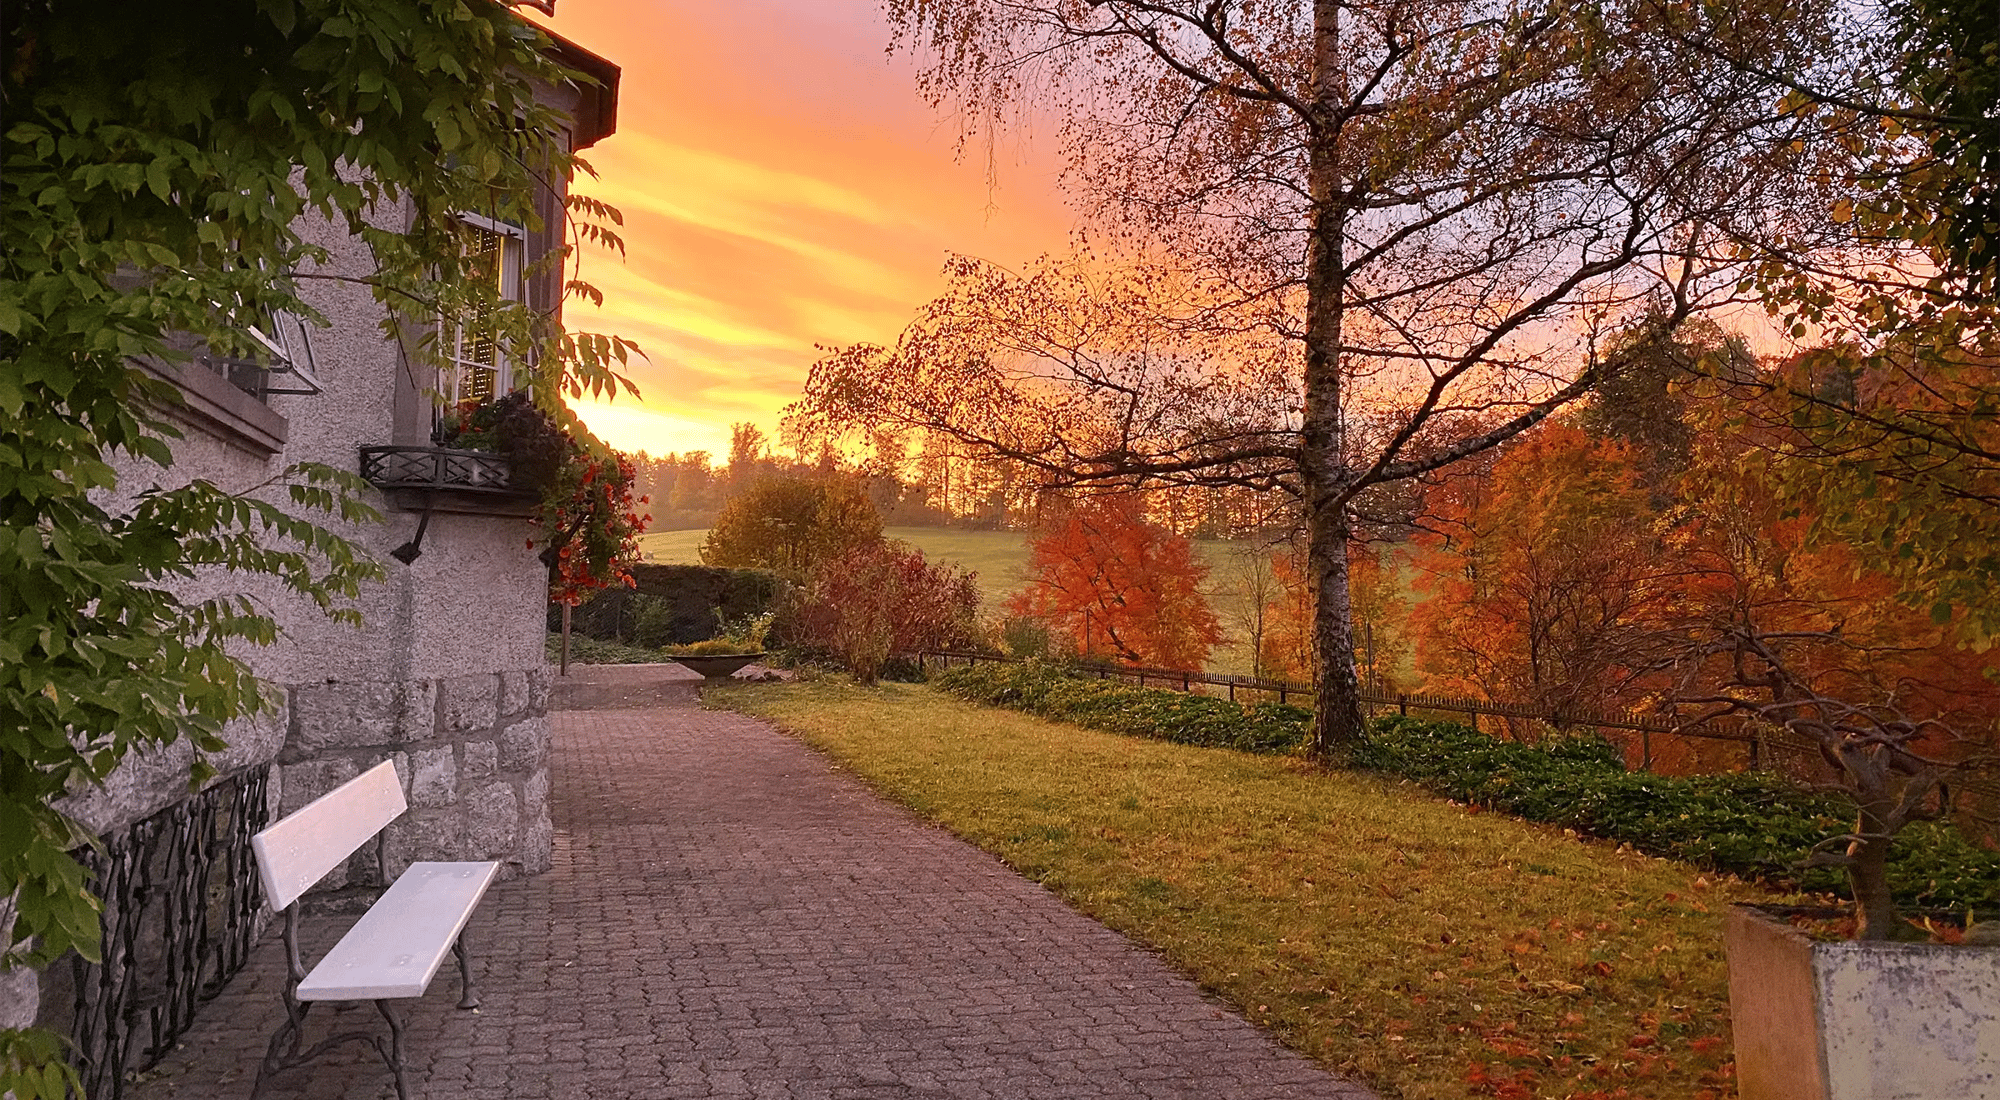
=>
[716,678,1782,1099]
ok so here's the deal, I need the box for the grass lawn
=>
[714,676,1766,1100]
[641,526,1341,676]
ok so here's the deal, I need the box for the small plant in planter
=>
[1674,621,2000,1100]
[437,392,648,603]
[1675,621,1993,940]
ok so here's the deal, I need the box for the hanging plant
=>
[437,393,648,602]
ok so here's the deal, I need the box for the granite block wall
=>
[279,667,554,903]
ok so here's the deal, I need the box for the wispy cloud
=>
[542,1,1072,458]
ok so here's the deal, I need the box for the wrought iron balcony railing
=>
[358,445,528,496]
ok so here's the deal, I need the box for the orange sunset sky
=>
[535,1,1076,459]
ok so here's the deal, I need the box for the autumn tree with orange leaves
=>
[789,0,1852,755]
[1008,496,1221,670]
[1256,541,1408,692]
[1411,423,1687,718]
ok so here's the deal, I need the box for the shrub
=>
[933,661,1311,754]
[778,541,980,683]
[666,639,755,656]
[558,563,783,645]
[998,615,1064,659]
[929,662,2000,912]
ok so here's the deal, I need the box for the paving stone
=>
[123,665,1377,1100]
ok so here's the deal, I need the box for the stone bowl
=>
[668,653,766,680]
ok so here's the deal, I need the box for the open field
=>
[640,526,1303,675]
[715,676,1769,1100]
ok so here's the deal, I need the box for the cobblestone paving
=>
[127,665,1377,1099]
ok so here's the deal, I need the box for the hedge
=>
[930,661,2000,913]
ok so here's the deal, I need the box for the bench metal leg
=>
[453,931,481,1009]
[249,999,311,1100]
[374,1000,411,1100]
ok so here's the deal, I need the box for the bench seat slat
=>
[295,861,499,1001]
[253,761,407,912]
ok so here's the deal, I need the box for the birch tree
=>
[791,0,1845,753]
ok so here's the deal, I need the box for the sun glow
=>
[537,0,1072,458]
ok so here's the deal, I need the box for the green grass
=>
[544,633,672,665]
[640,526,1321,675]
[714,676,1759,1100]
[637,526,1038,608]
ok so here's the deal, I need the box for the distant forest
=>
[631,422,1281,536]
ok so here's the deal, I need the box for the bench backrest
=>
[252,760,407,911]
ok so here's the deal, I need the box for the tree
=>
[1,1,634,1087]
[1679,0,2000,651]
[780,541,980,683]
[1008,496,1221,670]
[1660,421,2000,938]
[1411,423,1684,716]
[1225,543,1281,680]
[1260,538,1408,690]
[700,475,884,580]
[793,0,1840,754]
[727,421,771,486]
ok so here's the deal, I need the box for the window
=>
[445,213,526,404]
[244,310,323,396]
[196,308,322,402]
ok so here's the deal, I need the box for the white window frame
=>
[445,213,527,404]
[246,310,323,396]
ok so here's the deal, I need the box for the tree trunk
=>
[1307,508,1366,755]
[1303,0,1365,758]
[1847,801,1899,941]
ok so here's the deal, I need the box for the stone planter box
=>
[669,653,765,680]
[1727,904,2000,1100]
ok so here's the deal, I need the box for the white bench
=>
[248,760,498,1100]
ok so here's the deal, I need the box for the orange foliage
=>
[1411,424,1687,716]
[1406,412,2000,779]
[1261,542,1409,690]
[1008,496,1222,670]
[1665,423,2000,764]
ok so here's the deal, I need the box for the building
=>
[0,15,620,1096]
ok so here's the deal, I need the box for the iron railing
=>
[358,445,524,495]
[68,768,270,1100]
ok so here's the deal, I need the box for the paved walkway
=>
[128,665,1376,1099]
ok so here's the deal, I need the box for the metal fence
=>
[63,768,271,1100]
[916,650,2000,832]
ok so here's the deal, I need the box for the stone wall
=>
[3,37,610,1049]
[279,667,554,902]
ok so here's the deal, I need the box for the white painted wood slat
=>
[295,861,500,1001]
[251,760,406,911]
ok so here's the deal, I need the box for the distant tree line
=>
[630,420,1279,535]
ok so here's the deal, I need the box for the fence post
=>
[1182,672,1190,692]
[1279,685,1288,705]
[1398,694,1408,716]
[1642,729,1652,770]
[1228,682,1235,703]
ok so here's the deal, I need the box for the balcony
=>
[358,445,537,517]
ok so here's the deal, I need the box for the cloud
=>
[542,1,1074,460]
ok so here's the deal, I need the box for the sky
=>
[536,1,1076,459]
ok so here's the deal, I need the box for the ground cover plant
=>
[932,662,2000,915]
[716,676,1766,1099]
[545,633,671,665]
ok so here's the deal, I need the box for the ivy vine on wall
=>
[0,2,636,1091]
